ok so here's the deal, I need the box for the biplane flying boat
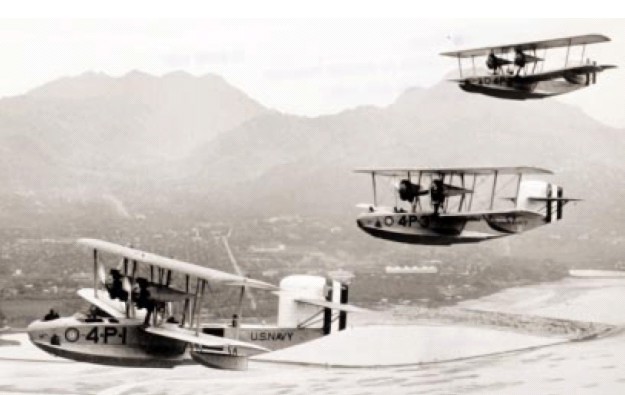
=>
[355,166,579,246]
[440,34,616,99]
[28,238,365,370]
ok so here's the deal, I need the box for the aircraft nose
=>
[26,320,45,342]
[27,320,42,332]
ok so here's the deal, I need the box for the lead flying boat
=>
[440,34,616,99]
[28,238,365,370]
[355,166,579,246]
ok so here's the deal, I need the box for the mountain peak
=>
[123,70,156,80]
[162,70,194,79]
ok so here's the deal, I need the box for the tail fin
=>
[518,180,580,222]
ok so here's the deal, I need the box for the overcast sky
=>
[1,18,624,128]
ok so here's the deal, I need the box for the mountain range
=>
[1,70,624,262]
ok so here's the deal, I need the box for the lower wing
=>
[144,326,270,352]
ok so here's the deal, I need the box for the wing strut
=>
[236,286,245,339]
[565,38,572,67]
[93,249,98,297]
[181,275,190,327]
[458,174,466,212]
[468,175,477,210]
[515,173,524,209]
[416,172,423,212]
[194,279,206,336]
[489,170,499,210]
[371,172,377,206]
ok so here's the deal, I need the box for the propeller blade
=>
[116,257,125,271]
[221,236,242,276]
[97,261,107,284]
[222,236,258,311]
[122,277,132,294]
[441,183,473,197]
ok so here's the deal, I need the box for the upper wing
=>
[441,34,610,58]
[77,238,277,291]
[144,326,270,352]
[354,166,552,178]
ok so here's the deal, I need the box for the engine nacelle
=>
[514,50,526,68]
[397,179,424,202]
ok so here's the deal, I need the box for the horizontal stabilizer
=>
[294,298,370,313]
[227,279,280,291]
[144,326,270,352]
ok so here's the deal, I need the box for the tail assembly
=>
[516,180,581,223]
[276,275,363,335]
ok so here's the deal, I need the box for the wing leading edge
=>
[441,34,610,58]
[77,238,277,291]
[355,166,552,177]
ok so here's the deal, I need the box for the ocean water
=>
[2,277,625,395]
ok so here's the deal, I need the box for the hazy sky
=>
[1,18,624,127]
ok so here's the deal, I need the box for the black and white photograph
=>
[1,2,625,394]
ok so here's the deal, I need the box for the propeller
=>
[396,179,428,203]
[486,51,512,73]
[513,49,542,69]
[221,233,257,311]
